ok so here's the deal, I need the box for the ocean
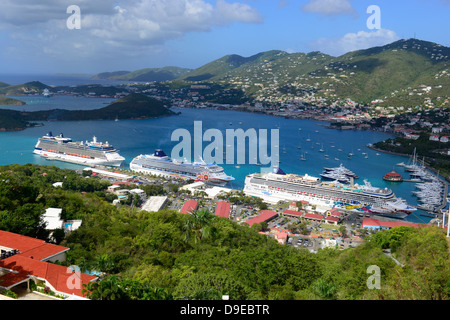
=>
[0,75,435,224]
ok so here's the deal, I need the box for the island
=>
[0,93,177,131]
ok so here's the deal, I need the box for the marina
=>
[0,102,446,224]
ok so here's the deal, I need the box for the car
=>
[297,238,303,244]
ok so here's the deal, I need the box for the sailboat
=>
[300,153,306,161]
[319,144,325,152]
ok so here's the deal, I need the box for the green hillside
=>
[93,66,192,82]
[0,81,50,95]
[0,93,175,127]
[175,39,449,109]
[1,164,448,300]
[0,96,26,106]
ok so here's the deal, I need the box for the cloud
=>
[0,0,263,71]
[310,29,400,56]
[301,0,356,16]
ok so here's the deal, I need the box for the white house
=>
[42,208,64,230]
[440,136,448,143]
[429,135,440,141]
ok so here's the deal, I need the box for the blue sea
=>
[0,76,436,224]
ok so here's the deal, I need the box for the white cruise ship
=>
[34,132,125,167]
[130,149,234,186]
[243,167,415,218]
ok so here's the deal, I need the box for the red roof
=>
[180,200,198,214]
[362,218,430,229]
[245,210,278,227]
[283,209,303,217]
[325,216,339,222]
[303,213,324,220]
[0,230,96,297]
[0,255,96,296]
[215,201,231,218]
[0,230,69,260]
[329,208,343,217]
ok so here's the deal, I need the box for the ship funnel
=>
[273,167,286,175]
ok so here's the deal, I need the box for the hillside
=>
[93,66,192,82]
[0,93,176,126]
[0,81,50,95]
[1,164,448,300]
[0,96,26,106]
[175,39,449,109]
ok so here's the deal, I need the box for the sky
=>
[0,0,448,74]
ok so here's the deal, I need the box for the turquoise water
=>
[0,98,432,223]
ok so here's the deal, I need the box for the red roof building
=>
[303,212,324,221]
[383,170,403,182]
[180,200,198,214]
[0,230,97,298]
[362,218,435,230]
[283,209,304,217]
[215,201,231,218]
[325,216,340,225]
[245,210,278,227]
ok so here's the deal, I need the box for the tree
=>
[183,209,217,243]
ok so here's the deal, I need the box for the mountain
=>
[179,50,292,81]
[177,39,449,108]
[0,81,50,95]
[93,66,192,82]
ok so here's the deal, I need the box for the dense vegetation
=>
[1,164,448,300]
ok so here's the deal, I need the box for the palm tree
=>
[183,209,217,243]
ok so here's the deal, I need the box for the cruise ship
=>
[129,149,234,186]
[34,132,125,167]
[243,167,416,218]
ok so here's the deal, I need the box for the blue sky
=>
[0,0,448,74]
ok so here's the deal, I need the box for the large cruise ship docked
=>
[34,132,125,167]
[130,149,235,186]
[243,167,416,219]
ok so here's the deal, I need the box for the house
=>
[440,136,448,143]
[42,208,63,231]
[432,127,444,133]
[429,135,440,141]
[0,230,96,298]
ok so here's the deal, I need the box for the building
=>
[440,136,448,143]
[288,200,308,211]
[303,212,324,222]
[180,200,198,214]
[42,208,64,231]
[362,218,432,230]
[383,170,403,182]
[215,201,231,219]
[0,230,96,298]
[141,196,168,212]
[429,135,440,141]
[283,209,304,218]
[245,210,278,227]
[325,216,339,225]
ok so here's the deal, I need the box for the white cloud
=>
[1,0,263,71]
[301,0,356,16]
[310,29,400,56]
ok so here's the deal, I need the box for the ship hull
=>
[34,149,124,167]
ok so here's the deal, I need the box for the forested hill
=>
[1,163,448,300]
[0,93,175,129]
